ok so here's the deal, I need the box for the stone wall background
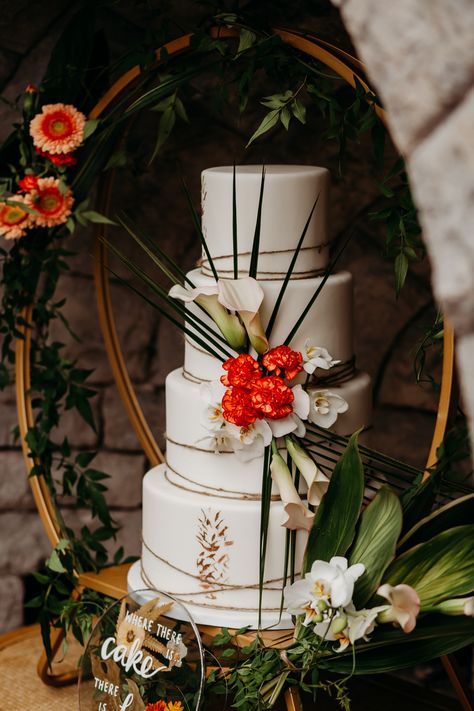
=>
[0,0,456,640]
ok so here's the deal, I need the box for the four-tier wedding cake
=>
[128,165,372,628]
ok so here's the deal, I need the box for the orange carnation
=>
[0,196,32,239]
[29,103,86,155]
[220,353,262,388]
[262,345,303,381]
[35,147,77,166]
[222,386,258,427]
[250,376,294,420]
[18,175,39,192]
[25,176,74,228]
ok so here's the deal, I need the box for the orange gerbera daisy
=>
[26,176,74,228]
[144,702,167,711]
[29,103,86,154]
[0,196,32,239]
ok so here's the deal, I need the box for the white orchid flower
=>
[307,556,365,608]
[169,282,247,350]
[284,578,327,626]
[231,419,272,462]
[270,446,314,532]
[217,277,268,354]
[308,389,348,428]
[267,384,309,438]
[285,436,329,506]
[314,604,380,652]
[376,583,420,633]
[303,341,340,374]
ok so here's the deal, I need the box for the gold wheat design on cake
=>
[196,509,234,598]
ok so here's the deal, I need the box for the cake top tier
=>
[201,165,330,280]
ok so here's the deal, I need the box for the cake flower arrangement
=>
[110,169,474,708]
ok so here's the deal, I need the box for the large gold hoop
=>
[15,27,455,550]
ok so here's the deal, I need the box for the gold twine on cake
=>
[164,467,282,501]
[311,356,356,387]
[140,543,289,612]
[199,242,331,280]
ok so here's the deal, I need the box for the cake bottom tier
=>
[138,464,306,629]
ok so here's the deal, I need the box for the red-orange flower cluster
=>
[221,353,262,387]
[262,345,303,380]
[250,376,294,419]
[220,348,301,426]
[222,386,256,427]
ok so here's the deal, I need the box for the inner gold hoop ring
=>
[15,26,455,551]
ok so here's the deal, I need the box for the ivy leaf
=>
[174,97,189,123]
[47,549,67,574]
[291,99,306,124]
[105,150,127,170]
[237,29,256,55]
[394,251,409,296]
[280,107,291,130]
[81,210,117,225]
[83,119,99,140]
[246,109,279,147]
[75,451,96,468]
[150,105,176,163]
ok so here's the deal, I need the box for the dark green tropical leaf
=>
[318,616,474,674]
[398,493,474,553]
[350,486,402,607]
[384,525,474,606]
[303,432,364,573]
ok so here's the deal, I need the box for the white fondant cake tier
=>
[140,464,306,628]
[165,367,372,495]
[201,165,330,278]
[184,269,354,382]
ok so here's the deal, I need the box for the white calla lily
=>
[285,436,329,506]
[270,445,314,532]
[216,276,264,313]
[427,595,474,618]
[217,276,268,354]
[376,583,420,633]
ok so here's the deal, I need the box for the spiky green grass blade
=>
[107,265,228,362]
[266,193,320,340]
[284,229,353,346]
[232,162,238,279]
[118,212,195,287]
[258,444,272,629]
[181,177,219,282]
[102,238,233,359]
[249,166,265,279]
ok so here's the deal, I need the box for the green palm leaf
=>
[383,524,474,606]
[350,486,402,607]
